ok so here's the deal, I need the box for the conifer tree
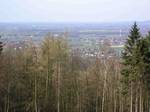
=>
[122,22,141,65]
[139,32,150,90]
[121,22,141,88]
[121,22,142,112]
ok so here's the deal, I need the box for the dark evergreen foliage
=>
[122,22,150,92]
[139,33,150,89]
[121,22,142,89]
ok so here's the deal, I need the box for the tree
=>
[136,33,150,112]
[138,32,150,90]
[121,23,150,112]
[40,34,69,112]
[121,22,142,112]
[144,33,150,90]
[122,22,141,66]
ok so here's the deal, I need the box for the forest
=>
[0,23,150,112]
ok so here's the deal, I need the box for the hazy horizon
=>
[0,0,150,23]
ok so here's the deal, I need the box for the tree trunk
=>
[130,82,133,112]
[102,60,107,112]
[135,87,138,112]
[34,73,38,112]
[57,62,60,112]
[114,89,117,112]
[139,84,143,112]
[6,84,10,112]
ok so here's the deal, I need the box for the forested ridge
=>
[0,23,150,112]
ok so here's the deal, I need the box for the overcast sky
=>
[0,0,150,23]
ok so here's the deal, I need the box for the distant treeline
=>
[0,23,150,112]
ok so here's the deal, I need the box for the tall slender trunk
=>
[139,84,143,112]
[96,91,98,112]
[45,58,49,100]
[85,71,89,112]
[114,89,117,112]
[34,73,38,112]
[6,95,9,112]
[130,82,133,112]
[102,60,107,112]
[77,91,80,112]
[6,84,10,112]
[57,62,60,112]
[122,97,124,112]
[135,86,138,112]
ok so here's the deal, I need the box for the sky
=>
[0,0,150,23]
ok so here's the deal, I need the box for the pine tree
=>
[139,32,150,90]
[121,22,142,88]
[122,22,141,65]
[121,22,142,112]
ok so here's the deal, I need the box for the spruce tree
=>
[122,22,141,64]
[121,22,142,84]
[121,22,143,112]
[139,32,150,90]
[121,22,142,94]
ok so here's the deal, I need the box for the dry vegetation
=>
[0,24,150,112]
